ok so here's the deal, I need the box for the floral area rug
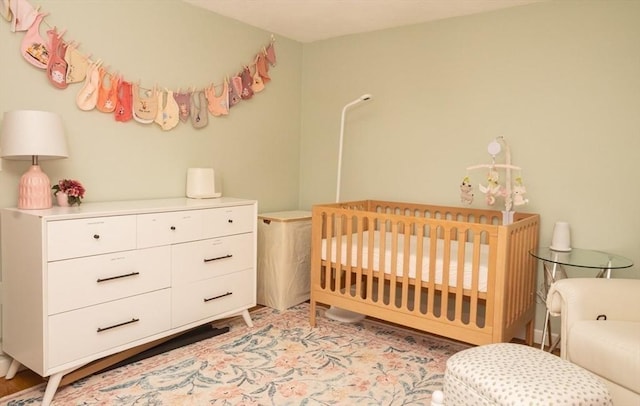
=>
[1,303,469,405]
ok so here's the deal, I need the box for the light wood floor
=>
[0,369,45,398]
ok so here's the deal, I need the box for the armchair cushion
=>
[569,320,640,394]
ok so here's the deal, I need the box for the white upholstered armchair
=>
[547,278,640,405]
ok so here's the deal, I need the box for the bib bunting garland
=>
[3,0,277,132]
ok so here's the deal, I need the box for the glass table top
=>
[529,247,633,270]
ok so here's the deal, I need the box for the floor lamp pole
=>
[325,94,372,324]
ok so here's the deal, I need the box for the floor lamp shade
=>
[0,110,69,209]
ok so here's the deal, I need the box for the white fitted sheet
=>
[321,232,489,293]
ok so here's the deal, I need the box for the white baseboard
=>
[514,327,559,349]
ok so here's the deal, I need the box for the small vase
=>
[56,192,70,207]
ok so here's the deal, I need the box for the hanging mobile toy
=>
[460,176,474,204]
[461,137,528,225]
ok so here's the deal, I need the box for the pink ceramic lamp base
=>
[18,165,52,209]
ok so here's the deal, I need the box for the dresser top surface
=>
[1,197,257,220]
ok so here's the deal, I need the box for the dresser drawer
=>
[202,205,255,238]
[171,233,254,285]
[137,210,203,248]
[48,289,171,369]
[172,268,255,328]
[48,246,171,315]
[47,216,137,261]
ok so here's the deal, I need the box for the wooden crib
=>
[309,200,540,346]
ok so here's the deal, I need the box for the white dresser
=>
[0,197,257,405]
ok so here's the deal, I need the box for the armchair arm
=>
[547,277,640,358]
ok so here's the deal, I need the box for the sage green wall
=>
[300,0,640,275]
[0,0,303,213]
[299,0,640,331]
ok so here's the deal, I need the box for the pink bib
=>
[205,80,229,117]
[76,61,101,111]
[154,90,180,131]
[229,76,242,107]
[46,28,68,89]
[173,92,191,123]
[240,66,254,100]
[115,80,133,122]
[64,44,89,84]
[9,0,36,32]
[21,13,49,69]
[251,63,265,93]
[256,52,270,84]
[190,91,208,129]
[132,84,158,124]
[96,70,120,113]
[265,42,277,66]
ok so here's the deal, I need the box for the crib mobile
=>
[461,136,528,224]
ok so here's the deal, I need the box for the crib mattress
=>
[321,232,489,293]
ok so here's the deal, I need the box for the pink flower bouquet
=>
[52,179,86,206]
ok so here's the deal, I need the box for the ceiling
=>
[183,0,543,43]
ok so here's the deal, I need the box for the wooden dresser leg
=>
[4,358,21,379]
[241,309,253,327]
[42,371,64,406]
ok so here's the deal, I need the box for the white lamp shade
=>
[0,110,69,160]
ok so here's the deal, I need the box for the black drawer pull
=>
[228,219,233,223]
[97,271,140,283]
[204,254,232,263]
[204,292,232,303]
[97,318,139,333]
[170,226,176,230]
[93,234,100,239]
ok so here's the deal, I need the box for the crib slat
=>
[389,222,399,306]
[454,225,466,323]
[377,221,387,304]
[469,232,482,325]
[440,226,452,320]
[354,215,365,300]
[400,223,412,309]
[365,224,375,303]
[427,225,438,316]
[413,225,425,315]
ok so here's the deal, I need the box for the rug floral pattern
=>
[1,304,469,405]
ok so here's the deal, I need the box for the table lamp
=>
[0,110,69,209]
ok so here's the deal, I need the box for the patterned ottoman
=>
[432,343,611,405]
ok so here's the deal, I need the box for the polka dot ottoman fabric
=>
[443,343,611,405]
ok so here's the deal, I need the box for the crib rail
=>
[310,200,539,346]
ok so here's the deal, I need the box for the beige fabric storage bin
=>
[257,211,311,310]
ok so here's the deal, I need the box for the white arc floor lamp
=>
[324,94,372,323]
